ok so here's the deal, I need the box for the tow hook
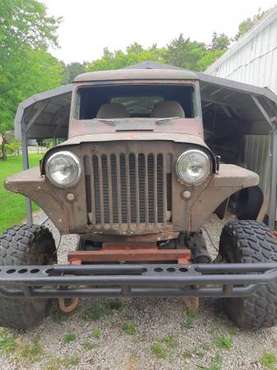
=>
[58,297,80,313]
[58,258,81,314]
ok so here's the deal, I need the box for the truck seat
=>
[150,101,185,118]
[96,103,129,119]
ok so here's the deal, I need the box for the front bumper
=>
[0,263,277,299]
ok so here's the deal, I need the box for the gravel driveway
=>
[0,213,276,370]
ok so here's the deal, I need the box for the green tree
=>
[0,0,62,159]
[235,7,273,40]
[86,43,166,71]
[63,62,86,83]
[211,32,230,50]
[197,49,225,71]
[164,34,207,71]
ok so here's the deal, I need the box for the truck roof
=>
[74,68,198,83]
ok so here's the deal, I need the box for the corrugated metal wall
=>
[244,135,271,194]
[207,8,277,93]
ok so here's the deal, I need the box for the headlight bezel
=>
[176,149,211,186]
[45,151,81,188]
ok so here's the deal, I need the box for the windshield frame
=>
[71,80,202,121]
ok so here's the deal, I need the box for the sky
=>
[42,0,277,64]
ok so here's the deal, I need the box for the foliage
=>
[91,328,101,339]
[16,339,44,363]
[63,62,87,83]
[150,335,177,359]
[86,31,231,74]
[0,329,17,354]
[5,139,21,156]
[235,7,273,40]
[214,334,233,350]
[86,42,166,71]
[182,307,198,329]
[165,34,206,70]
[63,333,77,343]
[0,0,62,157]
[80,302,111,321]
[122,321,137,335]
[151,341,168,359]
[211,32,230,50]
[260,352,277,369]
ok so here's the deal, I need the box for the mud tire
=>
[0,224,57,330]
[218,220,277,329]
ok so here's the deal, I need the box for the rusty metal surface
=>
[68,247,192,264]
[67,118,204,141]
[5,140,258,237]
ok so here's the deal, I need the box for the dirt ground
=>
[0,213,276,370]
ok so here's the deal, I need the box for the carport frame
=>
[15,84,73,225]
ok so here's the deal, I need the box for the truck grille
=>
[84,153,172,226]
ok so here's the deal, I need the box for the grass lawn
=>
[0,154,42,234]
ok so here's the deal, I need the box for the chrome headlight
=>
[176,149,211,185]
[45,151,81,188]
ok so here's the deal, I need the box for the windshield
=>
[76,84,196,120]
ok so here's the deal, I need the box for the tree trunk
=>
[1,134,7,160]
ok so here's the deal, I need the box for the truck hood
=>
[57,131,208,148]
[68,117,203,136]
[62,117,207,147]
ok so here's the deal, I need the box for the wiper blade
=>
[155,116,180,125]
[97,119,116,126]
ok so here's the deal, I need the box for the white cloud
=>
[42,0,277,63]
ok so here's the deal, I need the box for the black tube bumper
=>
[0,263,277,299]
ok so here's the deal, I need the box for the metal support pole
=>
[269,129,277,229]
[21,124,33,226]
[252,96,277,228]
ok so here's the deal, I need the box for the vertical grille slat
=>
[107,155,113,224]
[92,155,101,224]
[162,154,168,223]
[148,154,155,223]
[120,154,128,223]
[86,151,171,227]
[110,154,119,224]
[145,154,149,224]
[138,154,146,223]
[157,154,165,223]
[153,154,158,223]
[86,155,97,225]
[116,154,122,224]
[126,153,131,225]
[129,154,137,223]
[135,154,140,224]
[102,155,110,224]
[97,155,105,225]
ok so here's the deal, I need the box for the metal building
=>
[207,8,277,220]
[206,6,277,90]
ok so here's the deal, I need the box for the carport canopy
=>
[15,62,277,140]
